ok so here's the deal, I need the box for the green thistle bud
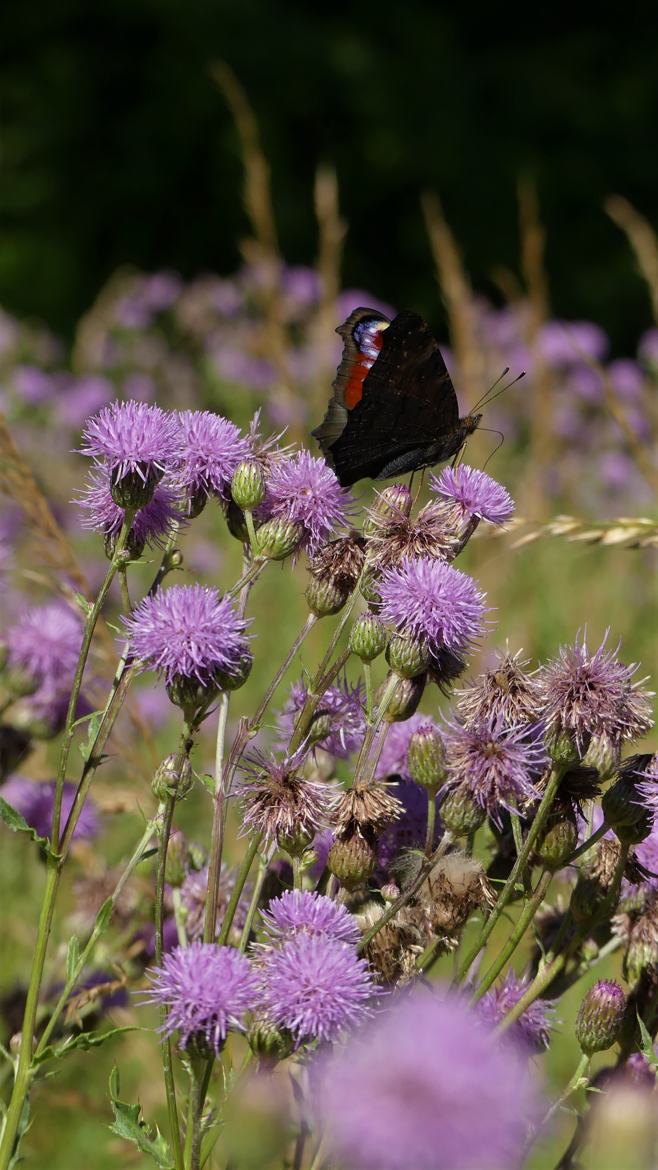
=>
[110,464,161,510]
[214,650,254,693]
[364,484,413,535]
[4,666,39,699]
[376,674,425,723]
[624,925,658,988]
[349,613,387,663]
[231,461,266,511]
[247,1016,294,1061]
[226,500,249,543]
[305,576,350,617]
[166,674,218,717]
[602,772,653,845]
[305,711,333,747]
[575,980,627,1054]
[407,726,447,793]
[583,734,621,781]
[359,566,382,606]
[533,807,579,870]
[256,518,303,561]
[104,526,145,562]
[152,754,194,801]
[546,730,580,767]
[279,825,316,859]
[439,785,486,837]
[386,633,430,680]
[186,487,208,519]
[328,830,377,889]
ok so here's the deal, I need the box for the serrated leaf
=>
[35,1026,136,1067]
[66,936,80,984]
[637,1013,658,1067]
[108,1067,174,1169]
[0,795,55,857]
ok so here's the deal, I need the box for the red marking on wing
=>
[344,331,384,409]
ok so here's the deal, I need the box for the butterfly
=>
[312,307,481,487]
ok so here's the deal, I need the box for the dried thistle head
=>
[238,748,339,850]
[455,649,544,728]
[355,900,424,986]
[334,783,403,835]
[420,853,492,934]
[366,501,457,572]
[308,532,366,590]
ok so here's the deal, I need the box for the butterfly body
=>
[313,307,481,487]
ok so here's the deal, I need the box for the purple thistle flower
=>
[539,633,654,757]
[174,410,251,503]
[79,400,179,481]
[259,451,351,555]
[375,714,444,781]
[2,777,99,841]
[477,971,553,1052]
[76,469,180,547]
[431,465,515,526]
[259,933,374,1043]
[315,988,539,1170]
[7,600,82,690]
[634,752,658,812]
[122,585,249,686]
[143,942,260,1053]
[443,716,547,820]
[260,890,360,946]
[237,748,338,847]
[276,678,366,759]
[378,557,487,657]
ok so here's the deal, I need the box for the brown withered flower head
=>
[308,532,366,591]
[334,783,403,836]
[237,747,339,849]
[455,649,544,729]
[366,500,458,573]
[416,853,493,935]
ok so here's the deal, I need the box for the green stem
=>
[292,855,304,891]
[565,820,609,864]
[203,693,231,944]
[155,790,184,1170]
[351,673,398,789]
[496,950,569,1035]
[118,565,132,614]
[243,509,259,553]
[287,591,360,755]
[184,1054,206,1170]
[529,1053,590,1155]
[424,792,437,857]
[471,869,553,1003]
[415,935,444,974]
[454,763,566,983]
[239,847,273,953]
[227,556,267,599]
[357,833,453,954]
[363,663,373,721]
[217,834,262,946]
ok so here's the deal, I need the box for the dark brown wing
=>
[312,307,390,457]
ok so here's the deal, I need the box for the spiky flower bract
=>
[443,717,547,820]
[276,678,366,759]
[455,649,544,728]
[259,933,374,1043]
[477,971,552,1052]
[143,943,260,1053]
[366,501,457,571]
[77,470,180,546]
[539,633,654,757]
[378,557,487,657]
[260,891,360,946]
[259,451,351,555]
[79,400,178,480]
[431,465,515,526]
[2,777,99,841]
[375,714,444,781]
[175,410,251,502]
[237,749,338,846]
[122,584,249,686]
[315,989,539,1170]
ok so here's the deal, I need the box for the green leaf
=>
[94,896,114,934]
[72,592,93,618]
[108,1067,174,1169]
[198,771,215,795]
[0,796,55,857]
[66,936,80,984]
[637,1013,658,1067]
[35,1026,137,1067]
[78,711,103,763]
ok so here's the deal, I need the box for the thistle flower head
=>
[175,410,251,502]
[77,469,180,548]
[2,777,99,841]
[477,971,553,1052]
[378,557,487,658]
[431,465,515,527]
[539,633,654,758]
[276,678,366,759]
[258,933,374,1043]
[122,584,249,687]
[237,748,338,847]
[366,501,457,571]
[79,400,178,480]
[315,989,539,1170]
[308,532,366,590]
[455,649,544,728]
[259,451,351,555]
[375,714,444,781]
[636,752,658,812]
[143,942,260,1054]
[260,890,360,946]
[443,716,547,821]
[334,783,403,834]
[7,600,82,691]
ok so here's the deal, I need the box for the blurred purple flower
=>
[179,865,250,941]
[431,465,514,526]
[378,556,487,656]
[259,451,351,555]
[7,600,82,693]
[57,375,114,428]
[608,358,645,403]
[259,933,374,1043]
[638,327,658,370]
[477,971,552,1052]
[13,366,59,406]
[123,584,249,686]
[174,410,251,502]
[79,400,179,481]
[276,678,366,759]
[538,320,608,366]
[316,988,539,1170]
[443,717,546,820]
[377,778,440,873]
[260,890,360,946]
[2,777,99,841]
[143,942,260,1053]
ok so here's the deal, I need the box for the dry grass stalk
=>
[309,165,347,407]
[421,192,486,407]
[518,179,555,519]
[492,514,658,550]
[606,195,658,323]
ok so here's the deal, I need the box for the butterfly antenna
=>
[478,371,526,410]
[469,367,510,413]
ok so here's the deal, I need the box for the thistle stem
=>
[565,820,609,864]
[155,788,184,1170]
[239,847,273,953]
[529,1053,590,1155]
[424,792,437,857]
[471,868,553,1003]
[357,833,453,954]
[217,833,262,946]
[204,692,231,944]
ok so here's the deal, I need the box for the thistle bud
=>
[214,650,254,693]
[439,785,486,837]
[166,674,218,717]
[602,765,653,845]
[349,613,387,663]
[575,980,627,1054]
[186,487,208,520]
[375,674,425,722]
[584,733,621,781]
[4,665,39,699]
[328,830,377,889]
[359,566,382,606]
[231,461,266,511]
[533,807,579,870]
[386,634,430,680]
[546,730,580,768]
[305,711,333,747]
[407,726,447,793]
[226,499,249,543]
[247,1016,294,1061]
[364,484,413,535]
[256,518,303,561]
[104,527,145,562]
[279,825,316,859]
[152,754,193,801]
[571,839,624,926]
[110,464,161,510]
[305,576,350,617]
